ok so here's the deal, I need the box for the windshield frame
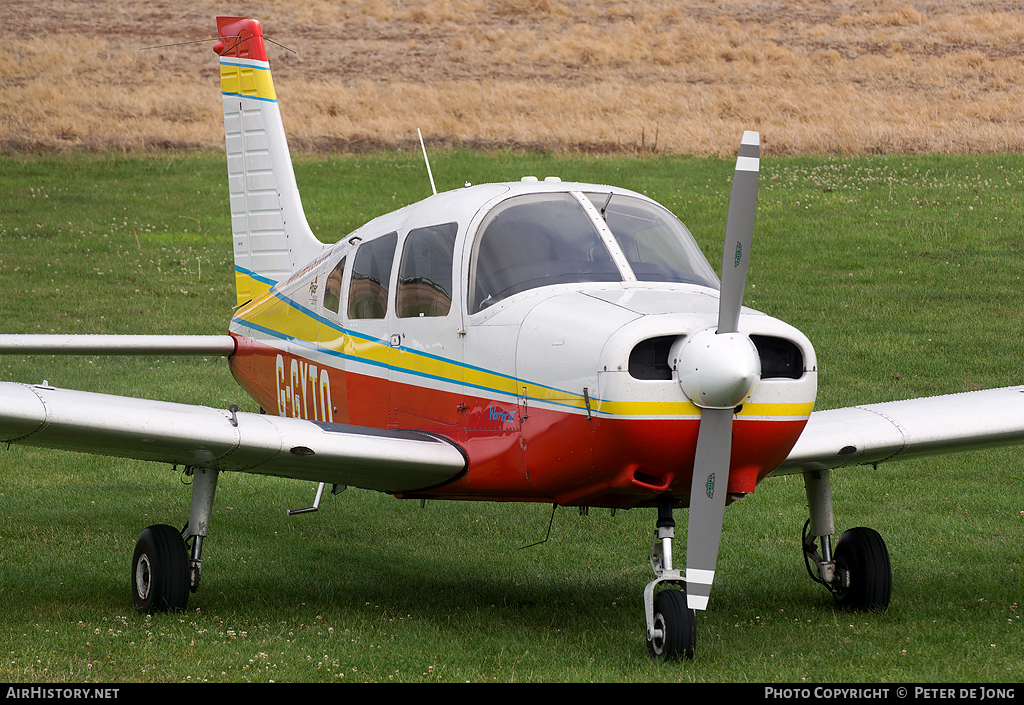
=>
[583,191,720,288]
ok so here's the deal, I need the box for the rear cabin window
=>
[323,256,345,314]
[397,223,458,318]
[469,193,621,313]
[348,232,397,320]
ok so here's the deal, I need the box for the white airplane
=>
[2,16,1023,660]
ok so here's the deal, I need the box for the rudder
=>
[214,17,327,306]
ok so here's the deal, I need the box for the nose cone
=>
[672,328,761,409]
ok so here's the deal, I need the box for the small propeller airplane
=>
[3,16,1024,660]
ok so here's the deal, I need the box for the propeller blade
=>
[684,131,761,611]
[684,407,733,610]
[717,131,760,335]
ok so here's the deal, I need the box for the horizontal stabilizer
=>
[0,382,466,493]
[0,335,236,356]
[775,385,1024,474]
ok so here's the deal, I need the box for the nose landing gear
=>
[642,499,696,659]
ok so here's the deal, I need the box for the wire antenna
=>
[518,504,558,550]
[141,35,295,54]
[418,129,437,196]
[140,36,238,51]
[265,37,298,54]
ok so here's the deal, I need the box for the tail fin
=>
[214,17,327,306]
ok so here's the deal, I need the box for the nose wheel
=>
[646,589,696,659]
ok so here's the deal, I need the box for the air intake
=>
[750,335,804,379]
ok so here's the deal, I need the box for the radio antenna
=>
[418,128,437,196]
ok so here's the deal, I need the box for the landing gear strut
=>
[802,469,891,610]
[643,499,696,659]
[131,467,219,614]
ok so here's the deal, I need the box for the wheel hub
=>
[649,614,667,655]
[135,553,152,601]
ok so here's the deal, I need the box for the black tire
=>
[646,589,696,659]
[132,524,190,614]
[832,527,891,611]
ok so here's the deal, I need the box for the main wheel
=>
[832,527,891,611]
[646,589,696,659]
[132,524,190,614]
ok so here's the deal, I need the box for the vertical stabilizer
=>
[214,17,327,306]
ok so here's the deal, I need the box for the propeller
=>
[673,131,761,610]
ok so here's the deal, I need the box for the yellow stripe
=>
[220,62,277,102]
[393,347,481,389]
[595,399,700,417]
[594,399,812,419]
[240,291,319,344]
[738,401,815,418]
[235,270,274,308]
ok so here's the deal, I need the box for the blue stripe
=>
[235,265,278,288]
[219,59,271,71]
[221,91,277,104]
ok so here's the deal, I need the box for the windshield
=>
[585,193,719,288]
[469,193,622,313]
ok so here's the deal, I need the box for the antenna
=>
[418,128,437,196]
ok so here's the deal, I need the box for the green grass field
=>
[1,151,1022,682]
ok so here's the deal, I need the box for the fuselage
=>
[227,180,817,508]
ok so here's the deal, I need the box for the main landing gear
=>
[131,467,219,614]
[643,500,696,659]
[801,469,892,611]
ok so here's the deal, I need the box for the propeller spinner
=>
[678,130,760,610]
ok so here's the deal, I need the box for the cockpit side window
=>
[469,193,621,313]
[585,193,719,288]
[397,222,458,318]
[348,232,398,320]
[323,256,346,315]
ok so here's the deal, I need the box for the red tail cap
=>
[213,17,268,62]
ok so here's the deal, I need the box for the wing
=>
[0,381,466,493]
[774,385,1024,474]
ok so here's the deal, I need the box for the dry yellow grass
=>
[2,0,1022,155]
